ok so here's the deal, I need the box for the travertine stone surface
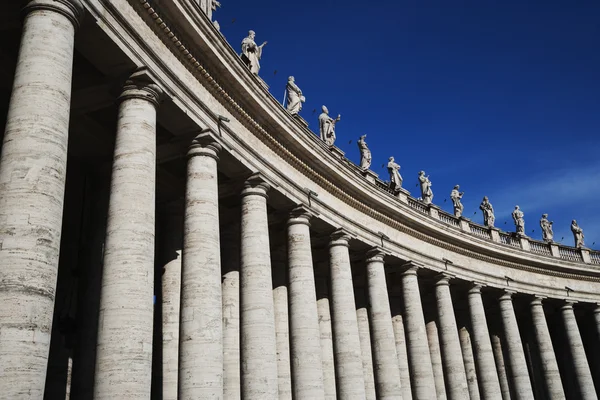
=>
[240,175,279,400]
[401,265,436,400]
[222,223,241,400]
[594,305,600,340]
[0,1,83,397]
[435,275,469,400]
[357,305,377,400]
[273,265,292,400]
[392,311,413,400]
[561,302,597,400]
[329,230,366,399]
[287,208,325,399]
[498,291,534,399]
[490,332,511,400]
[529,297,565,400]
[467,285,502,400]
[426,319,447,400]
[365,249,402,399]
[458,326,480,400]
[94,71,163,399]
[316,276,337,400]
[161,203,183,400]
[179,134,223,399]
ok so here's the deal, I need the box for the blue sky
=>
[214,1,600,248]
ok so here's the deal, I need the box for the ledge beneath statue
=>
[361,169,379,184]
[329,146,345,160]
[291,113,308,128]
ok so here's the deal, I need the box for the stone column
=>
[365,248,402,399]
[498,291,534,399]
[529,297,565,400]
[458,326,480,400]
[273,256,292,400]
[160,202,184,400]
[561,301,597,400]
[316,274,337,400]
[287,207,325,399]
[240,175,278,400]
[426,319,447,400]
[94,70,163,399]
[178,134,223,398]
[329,229,366,399]
[435,274,469,400]
[0,1,84,397]
[392,309,413,400]
[594,304,600,344]
[490,331,511,400]
[401,263,436,400]
[468,284,502,400]
[222,222,241,400]
[357,300,377,400]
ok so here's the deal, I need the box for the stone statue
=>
[450,185,464,217]
[387,157,402,191]
[418,171,433,205]
[318,106,341,146]
[479,196,495,227]
[285,76,305,115]
[512,205,525,235]
[539,214,554,242]
[241,30,267,75]
[358,135,372,170]
[571,220,585,248]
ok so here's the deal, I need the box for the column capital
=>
[594,304,600,314]
[188,131,222,161]
[530,295,547,307]
[24,0,85,29]
[287,205,315,227]
[400,260,423,276]
[329,228,353,248]
[434,272,455,286]
[119,69,165,107]
[499,289,517,302]
[365,247,386,263]
[241,173,270,199]
[561,300,577,311]
[467,282,486,294]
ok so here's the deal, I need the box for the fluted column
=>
[240,175,278,400]
[435,274,469,400]
[561,301,597,400]
[316,275,337,400]
[0,1,84,397]
[498,291,534,399]
[401,263,436,400]
[161,202,183,400]
[529,297,565,400]
[329,229,366,399]
[178,133,223,399]
[468,284,502,400]
[365,248,402,399]
[94,70,163,399]
[287,207,325,399]
[392,309,413,400]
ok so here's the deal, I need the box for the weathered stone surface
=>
[426,319,447,400]
[316,276,337,400]
[458,326,480,400]
[392,311,413,400]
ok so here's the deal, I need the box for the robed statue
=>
[479,196,495,227]
[358,135,372,170]
[286,76,305,115]
[512,205,525,235]
[319,105,341,146]
[241,30,267,75]
[539,214,554,242]
[571,220,585,248]
[450,185,464,217]
[387,157,402,191]
[418,171,433,204]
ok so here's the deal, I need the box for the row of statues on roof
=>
[239,31,587,249]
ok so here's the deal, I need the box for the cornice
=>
[125,0,600,284]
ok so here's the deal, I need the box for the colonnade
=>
[0,1,599,399]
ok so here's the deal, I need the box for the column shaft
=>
[273,269,291,400]
[490,332,511,400]
[594,306,600,340]
[426,319,447,400]
[94,72,163,399]
[365,249,402,399]
[561,302,598,400]
[0,1,83,397]
[287,209,324,399]
[357,305,377,400]
[316,276,337,400]
[530,298,565,400]
[178,135,223,399]
[458,326,481,400]
[240,176,278,400]
[401,266,436,400]
[468,285,502,400]
[329,230,366,399]
[392,312,413,400]
[435,276,469,400]
[498,292,534,399]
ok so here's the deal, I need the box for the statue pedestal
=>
[459,217,471,233]
[292,114,309,127]
[361,169,378,184]
[395,187,410,204]
[256,75,269,90]
[580,248,591,264]
[428,204,440,219]
[517,235,531,251]
[329,146,345,160]
[490,227,501,243]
